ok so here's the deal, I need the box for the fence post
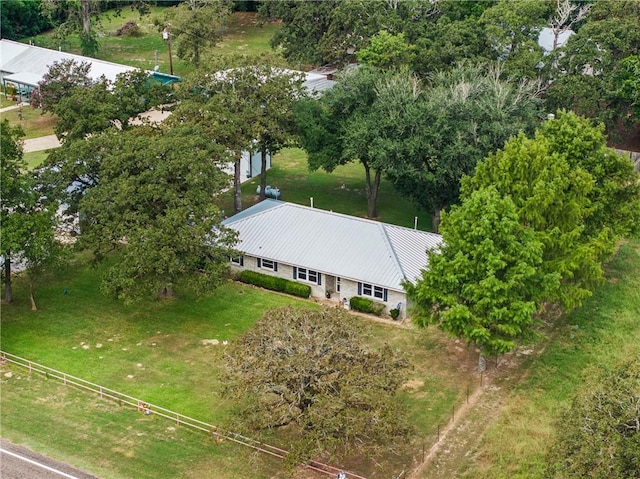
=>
[437,424,440,442]
[176,414,180,426]
[452,404,455,422]
[63,373,67,385]
[99,386,103,398]
[28,361,32,372]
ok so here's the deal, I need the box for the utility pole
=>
[162,24,174,75]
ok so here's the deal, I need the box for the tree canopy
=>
[544,0,640,140]
[0,0,52,40]
[411,111,639,353]
[357,30,414,70]
[546,355,640,479]
[0,119,62,307]
[52,69,173,143]
[407,187,559,356]
[163,0,232,68]
[296,65,425,218]
[260,0,639,146]
[223,306,411,461]
[385,63,540,232]
[173,54,305,211]
[72,125,236,302]
[464,111,640,310]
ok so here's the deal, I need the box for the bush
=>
[350,296,385,316]
[237,270,311,298]
[390,308,400,320]
[117,21,142,37]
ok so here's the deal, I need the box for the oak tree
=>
[223,306,411,461]
[173,55,305,211]
[386,63,540,232]
[76,126,237,302]
[546,355,640,479]
[296,65,424,218]
[164,0,232,69]
[0,120,62,308]
[544,0,640,139]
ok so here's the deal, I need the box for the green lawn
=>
[1,106,57,139]
[458,239,640,479]
[24,9,283,78]
[23,149,53,170]
[224,147,434,231]
[0,254,469,478]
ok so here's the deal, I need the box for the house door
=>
[325,275,336,300]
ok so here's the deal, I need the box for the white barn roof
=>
[0,39,136,87]
[223,200,442,291]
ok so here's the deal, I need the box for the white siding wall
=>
[230,255,408,319]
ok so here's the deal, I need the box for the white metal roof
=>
[223,200,442,291]
[0,39,136,87]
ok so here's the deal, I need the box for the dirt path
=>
[408,347,543,479]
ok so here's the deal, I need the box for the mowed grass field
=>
[221,147,434,231]
[23,8,283,78]
[0,252,475,478]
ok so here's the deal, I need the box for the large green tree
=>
[356,30,414,70]
[296,65,425,218]
[411,16,493,77]
[164,0,232,69]
[43,0,101,56]
[223,306,411,461]
[0,0,52,40]
[259,0,439,66]
[616,55,640,121]
[479,0,551,79]
[544,0,640,140]
[173,55,305,212]
[462,111,640,310]
[407,187,559,357]
[1,120,61,308]
[76,126,236,302]
[546,355,640,479]
[539,111,640,251]
[53,69,173,143]
[385,63,540,232]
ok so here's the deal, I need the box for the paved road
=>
[0,440,99,479]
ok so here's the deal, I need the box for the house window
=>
[359,282,387,301]
[336,277,341,293]
[258,258,277,271]
[230,256,244,266]
[294,267,321,285]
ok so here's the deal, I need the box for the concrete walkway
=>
[23,134,61,153]
[1,106,172,153]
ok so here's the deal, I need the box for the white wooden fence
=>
[0,350,366,479]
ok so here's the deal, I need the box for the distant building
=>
[0,39,179,101]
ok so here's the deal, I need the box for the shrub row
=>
[237,270,311,298]
[350,296,385,316]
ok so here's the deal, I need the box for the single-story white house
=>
[0,39,179,102]
[222,200,443,319]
